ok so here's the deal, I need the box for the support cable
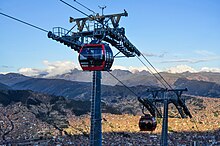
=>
[0,12,48,33]
[140,53,173,89]
[73,0,96,15]
[108,71,140,98]
[136,56,168,89]
[60,0,91,17]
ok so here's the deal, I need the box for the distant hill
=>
[174,78,220,98]
[48,69,220,87]
[12,77,158,99]
[161,71,220,85]
[1,70,220,99]
[1,70,220,87]
[0,73,30,86]
[50,69,135,86]
[12,78,91,99]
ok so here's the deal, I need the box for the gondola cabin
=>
[78,43,114,71]
[139,114,157,131]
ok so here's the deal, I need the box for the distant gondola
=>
[78,43,114,71]
[139,114,157,131]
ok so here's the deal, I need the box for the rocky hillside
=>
[10,77,220,100]
[1,70,220,99]
[47,69,220,86]
[175,78,220,98]
[12,78,91,100]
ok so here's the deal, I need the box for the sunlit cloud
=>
[111,65,128,70]
[200,67,220,73]
[18,60,80,77]
[166,65,197,73]
[165,65,220,73]
[42,60,79,77]
[18,68,42,77]
[111,65,161,74]
[17,60,220,77]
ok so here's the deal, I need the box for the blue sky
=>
[0,0,220,75]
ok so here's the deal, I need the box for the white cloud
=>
[166,65,197,73]
[200,67,220,73]
[111,65,128,70]
[18,68,41,76]
[42,60,79,77]
[111,65,161,74]
[18,60,220,77]
[18,60,80,77]
[128,66,161,73]
[166,65,220,73]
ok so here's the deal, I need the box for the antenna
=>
[98,5,107,15]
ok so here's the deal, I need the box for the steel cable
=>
[0,12,48,33]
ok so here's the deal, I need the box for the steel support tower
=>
[138,88,192,146]
[160,92,168,146]
[90,71,102,146]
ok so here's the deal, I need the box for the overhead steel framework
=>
[48,10,141,57]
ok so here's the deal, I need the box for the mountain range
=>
[0,70,220,98]
[0,69,220,117]
[48,69,220,86]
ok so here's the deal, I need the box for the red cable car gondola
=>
[78,43,114,71]
[139,114,157,131]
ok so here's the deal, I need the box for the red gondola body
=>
[78,43,113,71]
[139,114,157,131]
